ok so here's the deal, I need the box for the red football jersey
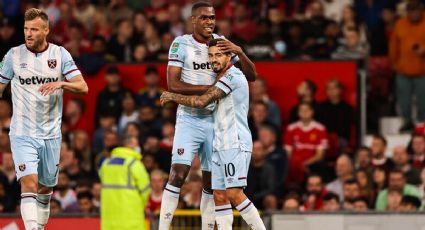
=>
[415,123,425,134]
[285,121,328,184]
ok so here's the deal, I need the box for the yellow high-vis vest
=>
[99,147,150,230]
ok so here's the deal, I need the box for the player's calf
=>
[20,175,39,230]
[226,188,266,230]
[37,186,53,230]
[159,164,190,230]
[214,190,233,230]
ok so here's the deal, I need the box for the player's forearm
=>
[62,81,88,94]
[168,81,210,95]
[237,52,257,82]
[169,92,209,108]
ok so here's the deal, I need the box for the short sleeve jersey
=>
[168,34,239,116]
[0,43,81,138]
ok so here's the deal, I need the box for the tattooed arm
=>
[161,86,226,108]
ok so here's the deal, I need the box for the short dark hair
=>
[373,134,387,146]
[207,38,224,48]
[77,191,93,201]
[106,65,120,75]
[323,192,340,202]
[145,65,158,76]
[191,1,213,15]
[304,80,317,94]
[24,8,48,22]
[343,178,358,186]
[401,195,421,209]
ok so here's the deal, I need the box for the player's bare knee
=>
[38,185,53,194]
[201,171,212,193]
[168,170,187,188]
[225,188,244,204]
[20,175,38,193]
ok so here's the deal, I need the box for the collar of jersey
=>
[26,42,49,55]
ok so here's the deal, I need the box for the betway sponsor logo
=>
[193,62,211,70]
[19,76,58,85]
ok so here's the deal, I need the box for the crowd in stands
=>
[1,0,425,216]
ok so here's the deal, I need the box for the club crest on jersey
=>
[18,164,26,172]
[177,148,184,155]
[47,59,57,69]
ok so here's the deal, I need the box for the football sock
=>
[21,193,38,230]
[158,184,180,230]
[200,189,215,230]
[236,198,266,230]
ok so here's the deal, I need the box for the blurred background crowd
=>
[1,0,425,216]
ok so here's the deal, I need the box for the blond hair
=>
[24,8,49,24]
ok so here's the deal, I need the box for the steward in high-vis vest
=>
[99,135,150,230]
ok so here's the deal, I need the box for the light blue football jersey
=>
[168,34,239,116]
[0,43,81,138]
[214,66,252,152]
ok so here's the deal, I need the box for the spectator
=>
[93,113,118,155]
[283,22,306,59]
[399,195,422,211]
[370,135,393,172]
[168,3,185,38]
[340,5,367,43]
[318,79,354,156]
[95,66,130,127]
[0,152,19,212]
[71,130,93,173]
[143,21,162,61]
[231,4,257,42]
[50,199,62,214]
[133,43,149,62]
[352,197,369,211]
[354,0,387,31]
[285,103,328,184]
[91,182,101,210]
[157,33,174,61]
[39,0,60,28]
[342,179,361,208]
[410,134,425,170]
[303,1,332,45]
[96,130,120,167]
[390,0,425,131]
[355,169,375,206]
[322,192,341,211]
[132,11,148,44]
[246,141,276,210]
[76,191,97,214]
[331,28,368,61]
[0,17,23,58]
[106,19,135,62]
[142,153,159,174]
[263,195,278,211]
[64,98,91,135]
[392,145,421,185]
[160,121,175,152]
[146,169,166,215]
[92,7,112,39]
[311,20,340,59]
[370,6,397,56]
[118,92,139,135]
[106,0,134,28]
[143,135,170,174]
[60,147,90,188]
[249,101,278,141]
[267,7,286,40]
[375,169,421,210]
[123,122,141,140]
[77,35,111,75]
[282,195,301,212]
[258,125,288,188]
[326,154,354,201]
[50,2,79,45]
[250,77,282,127]
[216,19,243,47]
[53,172,77,210]
[289,80,319,122]
[64,22,92,59]
[73,0,96,32]
[136,65,163,108]
[303,174,328,211]
[386,189,402,211]
[372,167,387,194]
[320,0,353,22]
[138,105,162,144]
[354,147,373,172]
[182,173,202,209]
[244,19,274,60]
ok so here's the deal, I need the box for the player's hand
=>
[217,39,243,55]
[160,91,173,106]
[39,82,64,96]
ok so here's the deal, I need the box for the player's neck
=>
[27,41,49,53]
[192,33,211,44]
[216,63,232,79]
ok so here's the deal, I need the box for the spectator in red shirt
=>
[303,173,328,210]
[146,169,166,215]
[231,4,257,42]
[285,102,328,185]
[64,98,91,135]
